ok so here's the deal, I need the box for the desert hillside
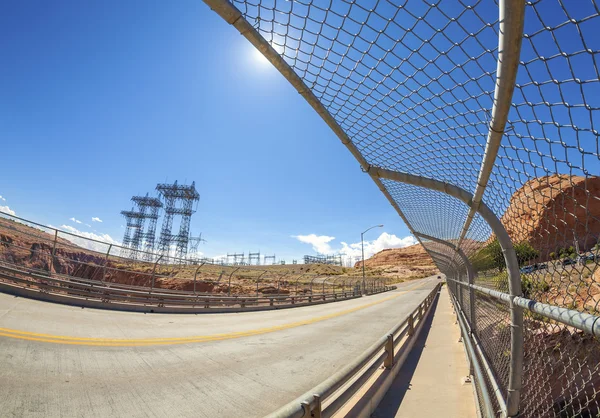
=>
[355,244,438,279]
[501,174,600,255]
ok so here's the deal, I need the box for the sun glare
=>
[252,47,271,66]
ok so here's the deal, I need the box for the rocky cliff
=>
[501,174,600,255]
[355,244,438,279]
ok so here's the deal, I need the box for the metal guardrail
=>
[0,263,395,313]
[266,283,441,418]
[447,276,600,418]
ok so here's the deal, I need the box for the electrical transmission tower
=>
[120,206,149,261]
[263,254,276,265]
[227,252,244,265]
[131,194,162,261]
[156,181,200,259]
[120,210,139,258]
[188,232,206,259]
[248,251,261,266]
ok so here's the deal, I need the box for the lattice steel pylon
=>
[188,232,205,259]
[131,193,162,261]
[120,208,145,259]
[156,181,200,259]
[227,252,244,265]
[120,210,136,258]
[205,1,600,416]
[248,251,260,266]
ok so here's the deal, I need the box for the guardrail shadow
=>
[374,295,439,416]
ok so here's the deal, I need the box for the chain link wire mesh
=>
[0,212,390,306]
[204,0,600,415]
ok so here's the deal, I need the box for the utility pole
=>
[361,224,383,294]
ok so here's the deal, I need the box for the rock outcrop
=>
[355,244,438,279]
[501,174,600,255]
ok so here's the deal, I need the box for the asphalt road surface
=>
[0,276,439,418]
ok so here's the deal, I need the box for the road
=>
[0,276,439,417]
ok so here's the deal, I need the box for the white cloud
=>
[293,232,417,261]
[84,223,91,227]
[0,205,15,216]
[59,224,120,251]
[340,232,417,259]
[92,217,103,223]
[292,234,336,254]
[0,195,5,201]
[69,217,82,224]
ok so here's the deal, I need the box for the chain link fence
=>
[203,0,599,416]
[0,211,392,301]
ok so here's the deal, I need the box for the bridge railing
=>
[0,211,394,300]
[0,262,396,313]
[266,283,441,418]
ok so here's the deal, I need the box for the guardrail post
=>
[407,315,415,336]
[384,333,394,369]
[418,305,423,321]
[311,394,322,418]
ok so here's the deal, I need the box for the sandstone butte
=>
[355,243,439,279]
[500,174,600,255]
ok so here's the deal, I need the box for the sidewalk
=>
[373,286,477,418]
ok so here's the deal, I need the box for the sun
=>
[252,47,271,66]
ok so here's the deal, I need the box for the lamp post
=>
[361,224,383,294]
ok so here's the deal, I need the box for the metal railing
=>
[266,283,441,418]
[0,212,395,313]
[0,262,392,313]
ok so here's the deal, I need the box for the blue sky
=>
[0,1,416,263]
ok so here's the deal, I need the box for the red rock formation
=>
[355,244,438,279]
[501,174,600,255]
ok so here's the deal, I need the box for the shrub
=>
[471,239,540,271]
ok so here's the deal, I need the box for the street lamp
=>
[361,224,383,294]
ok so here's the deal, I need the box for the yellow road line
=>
[0,280,431,347]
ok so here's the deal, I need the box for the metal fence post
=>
[277,272,290,295]
[228,267,240,297]
[49,229,58,274]
[101,244,112,284]
[256,271,267,297]
[150,255,163,293]
[193,262,206,295]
